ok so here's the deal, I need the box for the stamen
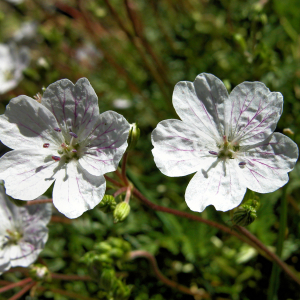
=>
[43,143,50,148]
[69,132,78,138]
[52,156,61,161]
[71,149,77,153]
[54,127,61,132]
[239,162,247,166]
[209,151,218,156]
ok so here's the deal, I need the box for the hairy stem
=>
[26,199,52,206]
[129,250,209,298]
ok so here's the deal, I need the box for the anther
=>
[209,151,218,156]
[52,156,61,161]
[239,162,247,166]
[43,143,50,148]
[69,132,78,138]
[54,127,61,132]
[71,149,77,153]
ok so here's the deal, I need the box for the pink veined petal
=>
[237,132,298,193]
[185,159,246,212]
[53,160,106,219]
[0,96,63,150]
[228,81,283,145]
[78,111,130,176]
[173,73,229,142]
[0,150,59,200]
[151,119,218,177]
[41,78,100,144]
[0,248,11,275]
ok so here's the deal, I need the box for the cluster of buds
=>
[98,195,131,224]
[81,238,132,300]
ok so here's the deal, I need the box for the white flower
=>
[0,43,30,94]
[152,73,298,212]
[0,78,130,218]
[0,186,52,274]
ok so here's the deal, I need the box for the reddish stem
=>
[26,199,52,206]
[8,282,36,300]
[130,250,209,297]
[104,175,123,188]
[121,152,129,185]
[113,186,128,198]
[0,278,32,294]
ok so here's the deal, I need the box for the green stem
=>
[267,185,288,300]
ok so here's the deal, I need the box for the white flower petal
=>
[228,82,283,145]
[0,150,58,200]
[41,78,100,142]
[79,111,130,176]
[53,160,106,218]
[173,73,229,142]
[152,119,217,176]
[185,160,246,212]
[0,96,63,150]
[0,44,30,94]
[237,133,298,193]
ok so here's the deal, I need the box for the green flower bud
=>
[94,241,113,253]
[110,248,124,259]
[95,254,114,265]
[127,123,140,151]
[108,237,124,248]
[99,195,117,213]
[100,268,116,291]
[29,264,51,282]
[232,205,257,227]
[113,202,130,223]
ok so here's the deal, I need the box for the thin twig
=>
[130,250,209,298]
[0,278,32,294]
[8,282,36,300]
[26,199,52,206]
[113,186,128,198]
[121,152,129,185]
[51,273,93,281]
[104,175,123,188]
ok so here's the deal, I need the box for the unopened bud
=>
[232,204,257,227]
[113,202,130,223]
[99,195,117,213]
[29,264,51,282]
[100,268,116,291]
[283,128,294,137]
[127,123,140,151]
[94,241,112,253]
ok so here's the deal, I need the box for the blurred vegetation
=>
[1,0,300,299]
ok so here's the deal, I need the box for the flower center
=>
[4,229,23,246]
[212,135,240,159]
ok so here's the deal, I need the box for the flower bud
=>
[283,128,294,138]
[127,123,140,151]
[232,205,257,227]
[29,264,51,282]
[113,202,130,223]
[110,248,124,259]
[99,195,117,213]
[99,268,116,291]
[94,241,113,253]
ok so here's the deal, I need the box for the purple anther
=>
[239,162,247,166]
[54,127,61,132]
[43,143,50,148]
[52,156,61,161]
[209,151,218,156]
[71,149,77,153]
[69,132,78,138]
